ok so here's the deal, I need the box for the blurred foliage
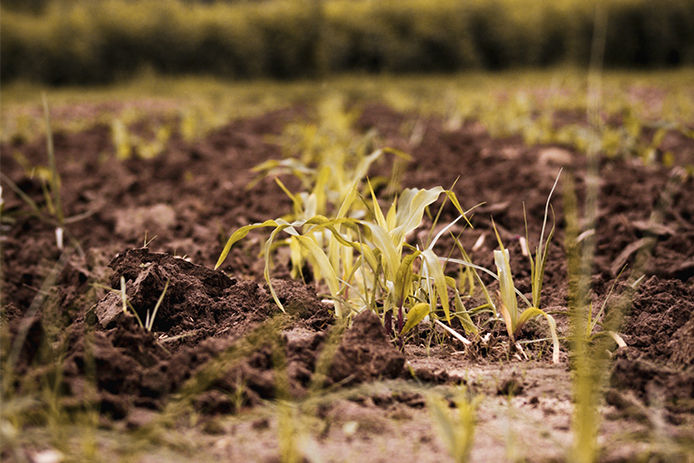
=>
[2,0,693,85]
[2,71,692,171]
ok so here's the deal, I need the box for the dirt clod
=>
[328,311,406,386]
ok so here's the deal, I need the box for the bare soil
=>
[1,99,693,462]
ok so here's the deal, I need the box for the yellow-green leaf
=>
[215,219,279,269]
[422,249,450,322]
[518,307,560,364]
[402,302,430,334]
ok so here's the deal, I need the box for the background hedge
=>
[3,0,693,85]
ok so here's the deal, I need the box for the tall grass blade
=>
[146,279,169,332]
[42,94,63,226]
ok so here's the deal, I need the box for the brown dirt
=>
[2,98,694,461]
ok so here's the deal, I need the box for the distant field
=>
[3,70,693,167]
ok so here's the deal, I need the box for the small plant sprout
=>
[489,171,562,364]
[145,279,169,332]
[0,95,96,255]
[41,94,64,250]
[492,235,560,363]
[118,276,169,332]
[120,276,143,328]
[583,270,630,348]
[525,169,562,310]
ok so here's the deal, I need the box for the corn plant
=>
[487,172,562,363]
[216,180,478,341]
[251,95,410,219]
[492,243,559,363]
[111,115,172,160]
[525,170,561,309]
[265,145,409,221]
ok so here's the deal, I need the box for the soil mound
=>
[620,276,694,367]
[96,248,274,340]
[609,276,694,413]
[328,310,406,386]
[56,249,407,418]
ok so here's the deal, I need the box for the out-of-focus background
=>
[2,0,693,85]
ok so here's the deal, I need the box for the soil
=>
[1,97,693,462]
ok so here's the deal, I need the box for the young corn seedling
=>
[215,184,363,317]
[359,181,477,338]
[582,270,631,348]
[489,171,562,363]
[216,179,478,343]
[253,146,409,220]
[111,114,173,160]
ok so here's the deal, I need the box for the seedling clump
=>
[217,121,564,362]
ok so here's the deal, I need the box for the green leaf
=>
[428,397,458,459]
[368,179,388,229]
[394,187,445,239]
[43,94,63,225]
[295,235,343,316]
[533,169,561,308]
[263,223,293,313]
[394,251,420,307]
[453,292,478,335]
[365,222,400,279]
[146,279,169,332]
[353,149,387,186]
[380,147,413,161]
[274,177,303,216]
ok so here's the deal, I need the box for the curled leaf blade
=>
[401,302,430,335]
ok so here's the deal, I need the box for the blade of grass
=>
[146,279,169,332]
